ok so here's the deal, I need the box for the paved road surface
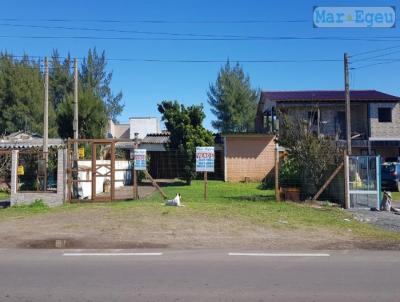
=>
[0,249,399,302]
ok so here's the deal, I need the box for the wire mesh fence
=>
[278,152,344,203]
[0,151,11,193]
[67,138,224,202]
[17,149,58,192]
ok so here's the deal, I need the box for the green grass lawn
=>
[1,180,400,246]
[140,180,400,240]
[392,191,400,201]
[0,192,9,200]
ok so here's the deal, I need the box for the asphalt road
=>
[0,249,400,302]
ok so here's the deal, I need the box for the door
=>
[92,142,115,201]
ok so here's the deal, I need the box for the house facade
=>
[255,90,400,161]
[107,117,160,140]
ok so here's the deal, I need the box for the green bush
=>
[279,158,301,187]
[13,199,48,209]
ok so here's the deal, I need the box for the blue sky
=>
[1,0,399,129]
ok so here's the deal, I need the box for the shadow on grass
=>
[257,183,275,190]
[225,195,276,202]
[156,180,188,187]
[138,179,187,187]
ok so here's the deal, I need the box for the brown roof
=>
[141,133,170,144]
[261,90,400,102]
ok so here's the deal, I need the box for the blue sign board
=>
[196,147,215,172]
[134,149,147,171]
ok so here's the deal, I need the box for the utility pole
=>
[133,133,139,200]
[43,57,49,190]
[344,53,351,209]
[344,53,352,155]
[73,58,79,160]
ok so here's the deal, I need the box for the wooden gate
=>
[66,139,135,202]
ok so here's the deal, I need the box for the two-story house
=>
[255,90,400,161]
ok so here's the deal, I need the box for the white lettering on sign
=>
[196,147,215,172]
[134,149,147,171]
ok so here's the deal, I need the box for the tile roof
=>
[261,90,400,102]
[0,138,64,149]
[141,133,170,144]
[0,131,65,149]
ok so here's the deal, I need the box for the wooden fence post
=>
[275,143,280,202]
[204,171,208,200]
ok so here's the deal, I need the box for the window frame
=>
[378,107,392,123]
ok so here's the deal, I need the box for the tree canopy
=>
[81,48,124,123]
[0,54,58,137]
[158,100,214,184]
[207,61,258,133]
[0,49,123,139]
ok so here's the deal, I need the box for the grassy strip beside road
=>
[0,192,9,200]
[392,191,400,202]
[0,181,400,249]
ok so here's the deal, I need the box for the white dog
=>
[165,193,183,207]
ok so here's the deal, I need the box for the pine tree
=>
[80,48,124,123]
[207,61,258,133]
[0,54,58,137]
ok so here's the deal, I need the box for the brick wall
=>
[369,102,400,138]
[224,135,276,182]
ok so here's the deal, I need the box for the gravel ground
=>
[349,207,400,232]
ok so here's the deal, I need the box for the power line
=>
[351,59,400,70]
[0,23,239,39]
[351,49,400,63]
[1,54,342,65]
[350,44,400,57]
[0,34,398,42]
[2,23,400,42]
[0,17,309,24]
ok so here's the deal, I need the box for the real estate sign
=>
[196,147,215,172]
[134,149,147,171]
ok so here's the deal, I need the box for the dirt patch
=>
[18,238,168,249]
[1,204,399,250]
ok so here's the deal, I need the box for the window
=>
[378,108,392,122]
[308,111,318,125]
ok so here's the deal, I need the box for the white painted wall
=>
[77,160,131,199]
[129,117,160,139]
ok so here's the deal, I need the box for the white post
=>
[56,149,65,197]
[376,155,381,209]
[10,150,19,197]
[344,154,350,209]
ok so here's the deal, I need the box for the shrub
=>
[12,199,48,209]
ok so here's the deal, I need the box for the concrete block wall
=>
[369,102,400,138]
[10,149,66,207]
